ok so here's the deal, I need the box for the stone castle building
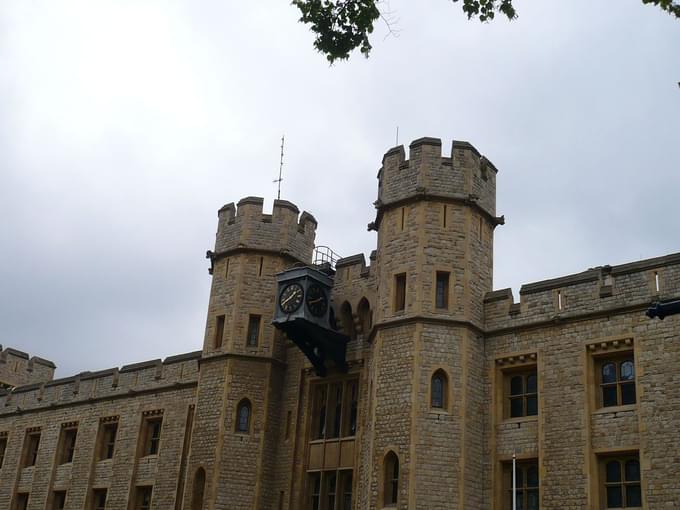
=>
[1,137,678,510]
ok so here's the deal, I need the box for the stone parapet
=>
[0,346,56,388]
[0,351,201,415]
[484,252,680,332]
[211,197,317,265]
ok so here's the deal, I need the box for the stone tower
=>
[366,137,501,508]
[184,197,317,509]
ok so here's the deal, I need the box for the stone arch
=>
[339,301,356,341]
[357,297,372,337]
[383,450,400,506]
[235,398,252,433]
[430,369,449,410]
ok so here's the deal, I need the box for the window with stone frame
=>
[307,470,353,510]
[310,379,358,441]
[503,460,539,510]
[50,491,67,510]
[504,368,538,419]
[394,273,406,312]
[247,314,261,347]
[91,489,107,510]
[134,486,153,510]
[596,353,636,408]
[435,271,450,310]
[383,451,400,506]
[0,433,7,469]
[58,424,78,465]
[235,399,252,433]
[139,411,163,457]
[13,493,29,510]
[97,418,118,461]
[21,429,41,468]
[430,369,449,410]
[599,453,642,508]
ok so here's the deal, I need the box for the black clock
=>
[279,283,304,313]
[306,283,328,317]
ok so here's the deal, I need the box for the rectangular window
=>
[599,453,641,508]
[339,470,353,510]
[394,273,406,312]
[140,415,163,457]
[97,420,118,461]
[92,489,107,510]
[307,470,353,510]
[135,486,153,510]
[309,473,321,510]
[22,430,41,468]
[503,460,539,510]
[312,379,359,441]
[435,271,450,309]
[504,369,538,419]
[51,491,66,510]
[58,426,78,464]
[0,434,7,468]
[214,314,225,349]
[13,493,29,510]
[247,315,261,347]
[596,353,636,408]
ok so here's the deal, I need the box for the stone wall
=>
[0,346,55,389]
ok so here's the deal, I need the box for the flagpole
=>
[512,451,517,510]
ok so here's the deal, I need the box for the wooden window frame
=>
[595,352,636,409]
[139,412,163,458]
[21,429,41,468]
[97,418,119,461]
[502,460,539,510]
[598,453,642,509]
[503,367,538,419]
[58,425,78,465]
[306,469,353,510]
[91,488,107,510]
[310,378,359,441]
[134,486,153,510]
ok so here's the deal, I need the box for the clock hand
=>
[308,297,324,305]
[281,294,297,306]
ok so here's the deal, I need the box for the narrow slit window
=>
[442,204,447,228]
[258,256,264,277]
[247,315,261,347]
[435,272,450,309]
[236,399,251,433]
[400,207,405,230]
[557,290,563,311]
[0,435,7,468]
[654,271,660,292]
[225,258,230,278]
[285,410,292,440]
[394,273,406,312]
[214,315,225,349]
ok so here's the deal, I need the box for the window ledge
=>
[428,409,450,417]
[500,416,538,425]
[592,404,637,416]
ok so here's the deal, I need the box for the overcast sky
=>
[1,0,678,377]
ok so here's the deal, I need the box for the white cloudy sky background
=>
[1,0,678,376]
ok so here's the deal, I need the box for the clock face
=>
[279,283,304,314]
[306,283,328,317]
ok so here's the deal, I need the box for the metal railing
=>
[313,245,341,269]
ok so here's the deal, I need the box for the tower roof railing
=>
[313,245,341,270]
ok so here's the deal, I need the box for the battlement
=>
[0,346,55,389]
[484,252,680,332]
[212,197,317,264]
[376,137,498,221]
[0,350,201,415]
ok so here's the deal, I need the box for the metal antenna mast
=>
[274,135,285,200]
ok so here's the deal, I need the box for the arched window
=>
[191,467,206,510]
[430,370,448,409]
[384,451,399,506]
[235,399,251,433]
[357,298,372,337]
[340,302,356,341]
